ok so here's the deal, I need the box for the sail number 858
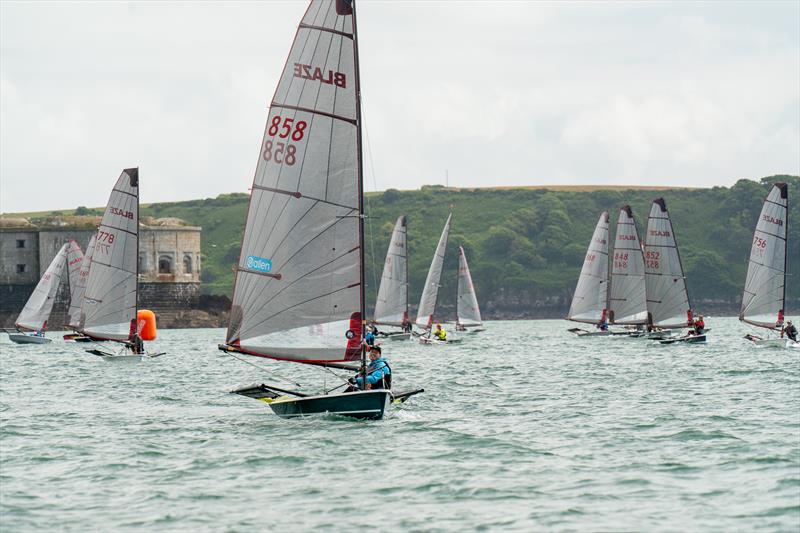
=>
[262,116,307,166]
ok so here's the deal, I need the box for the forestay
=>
[740,183,788,329]
[609,206,647,324]
[567,212,609,324]
[415,213,452,329]
[225,0,363,363]
[65,240,85,328]
[15,242,70,332]
[374,215,408,326]
[456,246,482,327]
[644,198,692,328]
[82,168,139,342]
[68,234,96,330]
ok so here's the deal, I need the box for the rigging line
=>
[222,350,303,388]
[360,96,380,312]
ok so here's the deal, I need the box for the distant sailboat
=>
[80,168,160,358]
[455,246,484,333]
[416,213,459,344]
[7,241,73,344]
[643,198,704,344]
[218,0,422,419]
[740,183,794,348]
[64,234,96,341]
[373,216,412,341]
[567,212,611,337]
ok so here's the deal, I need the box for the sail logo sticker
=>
[649,230,670,237]
[110,207,134,220]
[762,215,783,226]
[619,234,636,241]
[246,255,272,273]
[293,64,347,88]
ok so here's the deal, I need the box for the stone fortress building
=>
[0,215,201,329]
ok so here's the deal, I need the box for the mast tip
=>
[653,198,667,212]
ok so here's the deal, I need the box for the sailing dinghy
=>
[608,206,662,339]
[373,216,412,341]
[218,0,422,419]
[7,241,76,344]
[64,234,98,341]
[455,246,484,333]
[740,183,795,348]
[643,198,705,345]
[416,214,460,344]
[567,212,611,337]
[79,168,163,359]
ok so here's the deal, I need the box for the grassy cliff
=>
[8,176,797,317]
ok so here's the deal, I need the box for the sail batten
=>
[643,198,692,328]
[456,246,482,327]
[415,213,452,329]
[81,168,139,343]
[15,243,70,332]
[740,183,788,329]
[568,212,610,324]
[225,0,364,363]
[374,216,408,326]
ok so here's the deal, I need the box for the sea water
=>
[1,318,798,532]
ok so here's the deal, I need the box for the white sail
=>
[456,246,482,327]
[740,183,788,329]
[82,168,139,342]
[15,242,70,332]
[415,213,452,329]
[374,215,408,326]
[609,206,647,324]
[64,240,85,328]
[68,234,96,330]
[567,212,610,324]
[644,198,692,328]
[225,0,363,363]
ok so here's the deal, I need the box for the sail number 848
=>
[262,116,307,166]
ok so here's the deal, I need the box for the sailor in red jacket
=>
[692,315,705,335]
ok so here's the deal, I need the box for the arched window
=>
[158,255,173,274]
[183,254,193,274]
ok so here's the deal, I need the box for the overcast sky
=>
[1,0,798,213]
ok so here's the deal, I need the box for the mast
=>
[352,0,366,381]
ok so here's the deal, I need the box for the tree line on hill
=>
[139,175,799,318]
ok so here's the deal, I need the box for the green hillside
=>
[137,175,799,316]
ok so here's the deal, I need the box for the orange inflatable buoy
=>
[137,309,158,341]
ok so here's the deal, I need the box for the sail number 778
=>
[262,115,307,166]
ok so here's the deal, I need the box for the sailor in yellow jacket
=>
[434,323,447,341]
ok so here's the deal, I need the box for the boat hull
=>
[386,332,411,341]
[749,338,793,349]
[267,390,391,420]
[659,334,706,345]
[8,334,51,344]
[419,336,461,345]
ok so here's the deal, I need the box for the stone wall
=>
[0,230,40,284]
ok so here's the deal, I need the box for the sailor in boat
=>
[402,320,412,334]
[783,321,797,342]
[346,345,391,391]
[128,333,145,355]
[596,316,609,332]
[691,315,705,336]
[364,327,377,347]
[434,323,447,341]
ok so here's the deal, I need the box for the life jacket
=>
[435,328,446,341]
[367,360,392,389]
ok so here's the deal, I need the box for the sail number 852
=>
[262,116,307,166]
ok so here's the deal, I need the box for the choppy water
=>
[1,318,799,532]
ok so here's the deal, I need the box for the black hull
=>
[268,390,391,420]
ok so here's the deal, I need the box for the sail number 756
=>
[262,116,307,166]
